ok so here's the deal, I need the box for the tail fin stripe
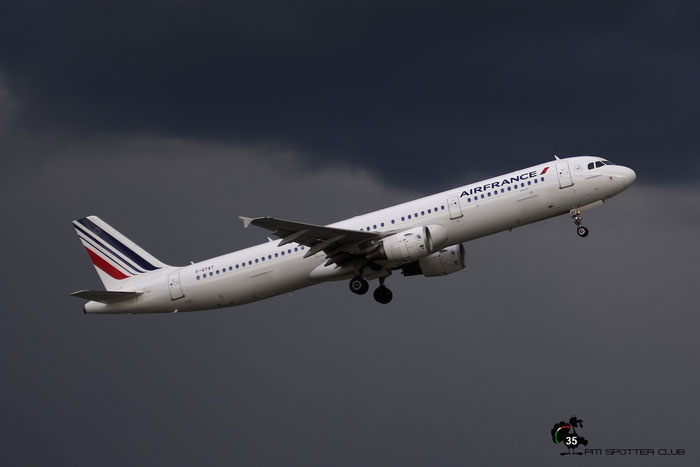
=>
[84,247,129,280]
[76,218,160,271]
[75,229,142,275]
[74,223,145,274]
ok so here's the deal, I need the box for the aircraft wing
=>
[239,216,383,265]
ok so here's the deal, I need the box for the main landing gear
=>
[571,209,589,238]
[349,276,369,295]
[373,277,393,304]
[349,275,393,304]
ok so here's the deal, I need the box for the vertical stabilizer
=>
[72,215,169,290]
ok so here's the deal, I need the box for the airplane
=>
[71,155,636,314]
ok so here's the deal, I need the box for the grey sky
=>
[2,2,699,466]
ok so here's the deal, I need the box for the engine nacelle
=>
[375,226,431,261]
[367,225,449,262]
[416,243,466,277]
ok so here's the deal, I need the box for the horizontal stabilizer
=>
[70,290,142,303]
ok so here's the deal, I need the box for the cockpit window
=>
[588,159,615,170]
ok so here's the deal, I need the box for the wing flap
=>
[240,216,378,246]
[240,216,383,265]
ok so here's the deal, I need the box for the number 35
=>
[565,436,578,446]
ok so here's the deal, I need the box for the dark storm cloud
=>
[2,1,700,187]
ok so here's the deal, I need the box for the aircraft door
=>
[556,161,574,188]
[168,272,185,300]
[447,196,463,219]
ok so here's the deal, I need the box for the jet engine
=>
[401,243,466,277]
[367,225,448,262]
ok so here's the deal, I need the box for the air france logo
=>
[551,416,588,456]
[459,167,549,197]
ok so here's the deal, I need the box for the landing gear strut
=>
[571,209,589,238]
[373,277,393,304]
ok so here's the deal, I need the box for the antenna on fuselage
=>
[554,154,560,160]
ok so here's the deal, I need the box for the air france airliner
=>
[71,156,636,313]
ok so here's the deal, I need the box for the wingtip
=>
[239,216,254,228]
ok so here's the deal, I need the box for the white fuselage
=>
[84,156,636,314]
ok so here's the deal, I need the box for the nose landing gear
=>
[571,209,589,237]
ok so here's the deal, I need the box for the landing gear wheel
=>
[349,277,369,295]
[373,286,393,304]
[570,209,589,238]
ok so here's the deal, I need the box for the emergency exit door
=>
[556,161,574,188]
[447,196,463,219]
[168,272,184,300]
